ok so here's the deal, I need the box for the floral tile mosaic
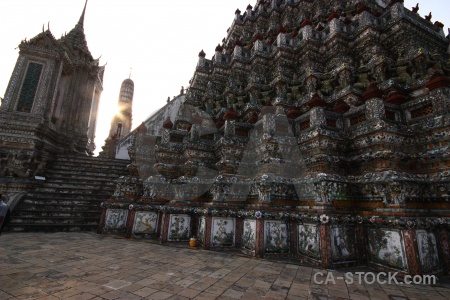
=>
[298,224,321,259]
[133,211,158,234]
[331,225,356,262]
[168,214,191,241]
[104,209,128,231]
[242,219,256,252]
[265,221,289,253]
[368,228,407,271]
[416,230,441,274]
[211,217,235,247]
[197,216,206,245]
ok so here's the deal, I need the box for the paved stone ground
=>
[0,232,448,300]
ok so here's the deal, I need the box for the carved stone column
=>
[97,207,107,234]
[356,224,368,265]
[255,219,265,258]
[289,220,298,256]
[403,229,423,276]
[160,212,170,244]
[203,216,213,250]
[235,217,244,249]
[320,224,333,269]
[436,228,450,275]
[125,210,136,238]
[155,212,163,238]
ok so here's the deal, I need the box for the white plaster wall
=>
[114,95,184,160]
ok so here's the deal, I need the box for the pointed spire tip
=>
[78,0,88,27]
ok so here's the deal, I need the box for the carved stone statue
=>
[354,64,371,90]
[391,55,413,85]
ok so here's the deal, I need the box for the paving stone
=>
[193,292,219,300]
[148,291,174,300]
[105,280,131,290]
[177,288,201,298]
[0,233,448,300]
[133,287,158,297]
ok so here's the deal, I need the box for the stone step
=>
[44,171,125,181]
[49,164,129,173]
[7,153,125,232]
[24,192,110,200]
[14,204,102,216]
[36,187,113,195]
[39,182,116,190]
[8,216,99,225]
[44,169,128,178]
[6,223,98,232]
[56,154,129,163]
[13,210,101,218]
[21,198,105,206]
[54,156,130,167]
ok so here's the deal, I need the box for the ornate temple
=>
[0,0,103,176]
[99,0,450,277]
[0,2,131,232]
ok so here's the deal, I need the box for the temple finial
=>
[129,68,132,79]
[78,0,88,27]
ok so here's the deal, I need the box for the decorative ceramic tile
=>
[368,228,407,271]
[197,216,206,245]
[331,225,356,262]
[168,214,191,241]
[265,221,289,253]
[242,219,256,251]
[104,209,128,231]
[211,217,235,247]
[416,230,441,274]
[298,224,321,259]
[133,211,158,234]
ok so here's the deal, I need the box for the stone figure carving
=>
[391,55,413,85]
[354,63,371,90]
[1,151,33,178]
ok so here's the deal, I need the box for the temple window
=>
[16,62,43,113]
[116,123,123,137]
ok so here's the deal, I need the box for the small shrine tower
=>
[99,77,134,158]
[108,77,134,139]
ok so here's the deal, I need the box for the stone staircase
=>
[6,154,129,232]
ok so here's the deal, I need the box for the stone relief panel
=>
[133,211,158,235]
[368,228,407,271]
[265,221,289,253]
[416,230,441,274]
[104,209,128,231]
[197,216,206,245]
[211,217,235,247]
[298,224,321,260]
[2,56,26,111]
[168,214,191,242]
[331,225,356,262]
[242,219,256,252]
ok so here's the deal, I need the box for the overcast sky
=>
[0,0,448,155]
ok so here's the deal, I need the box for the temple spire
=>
[78,0,88,29]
